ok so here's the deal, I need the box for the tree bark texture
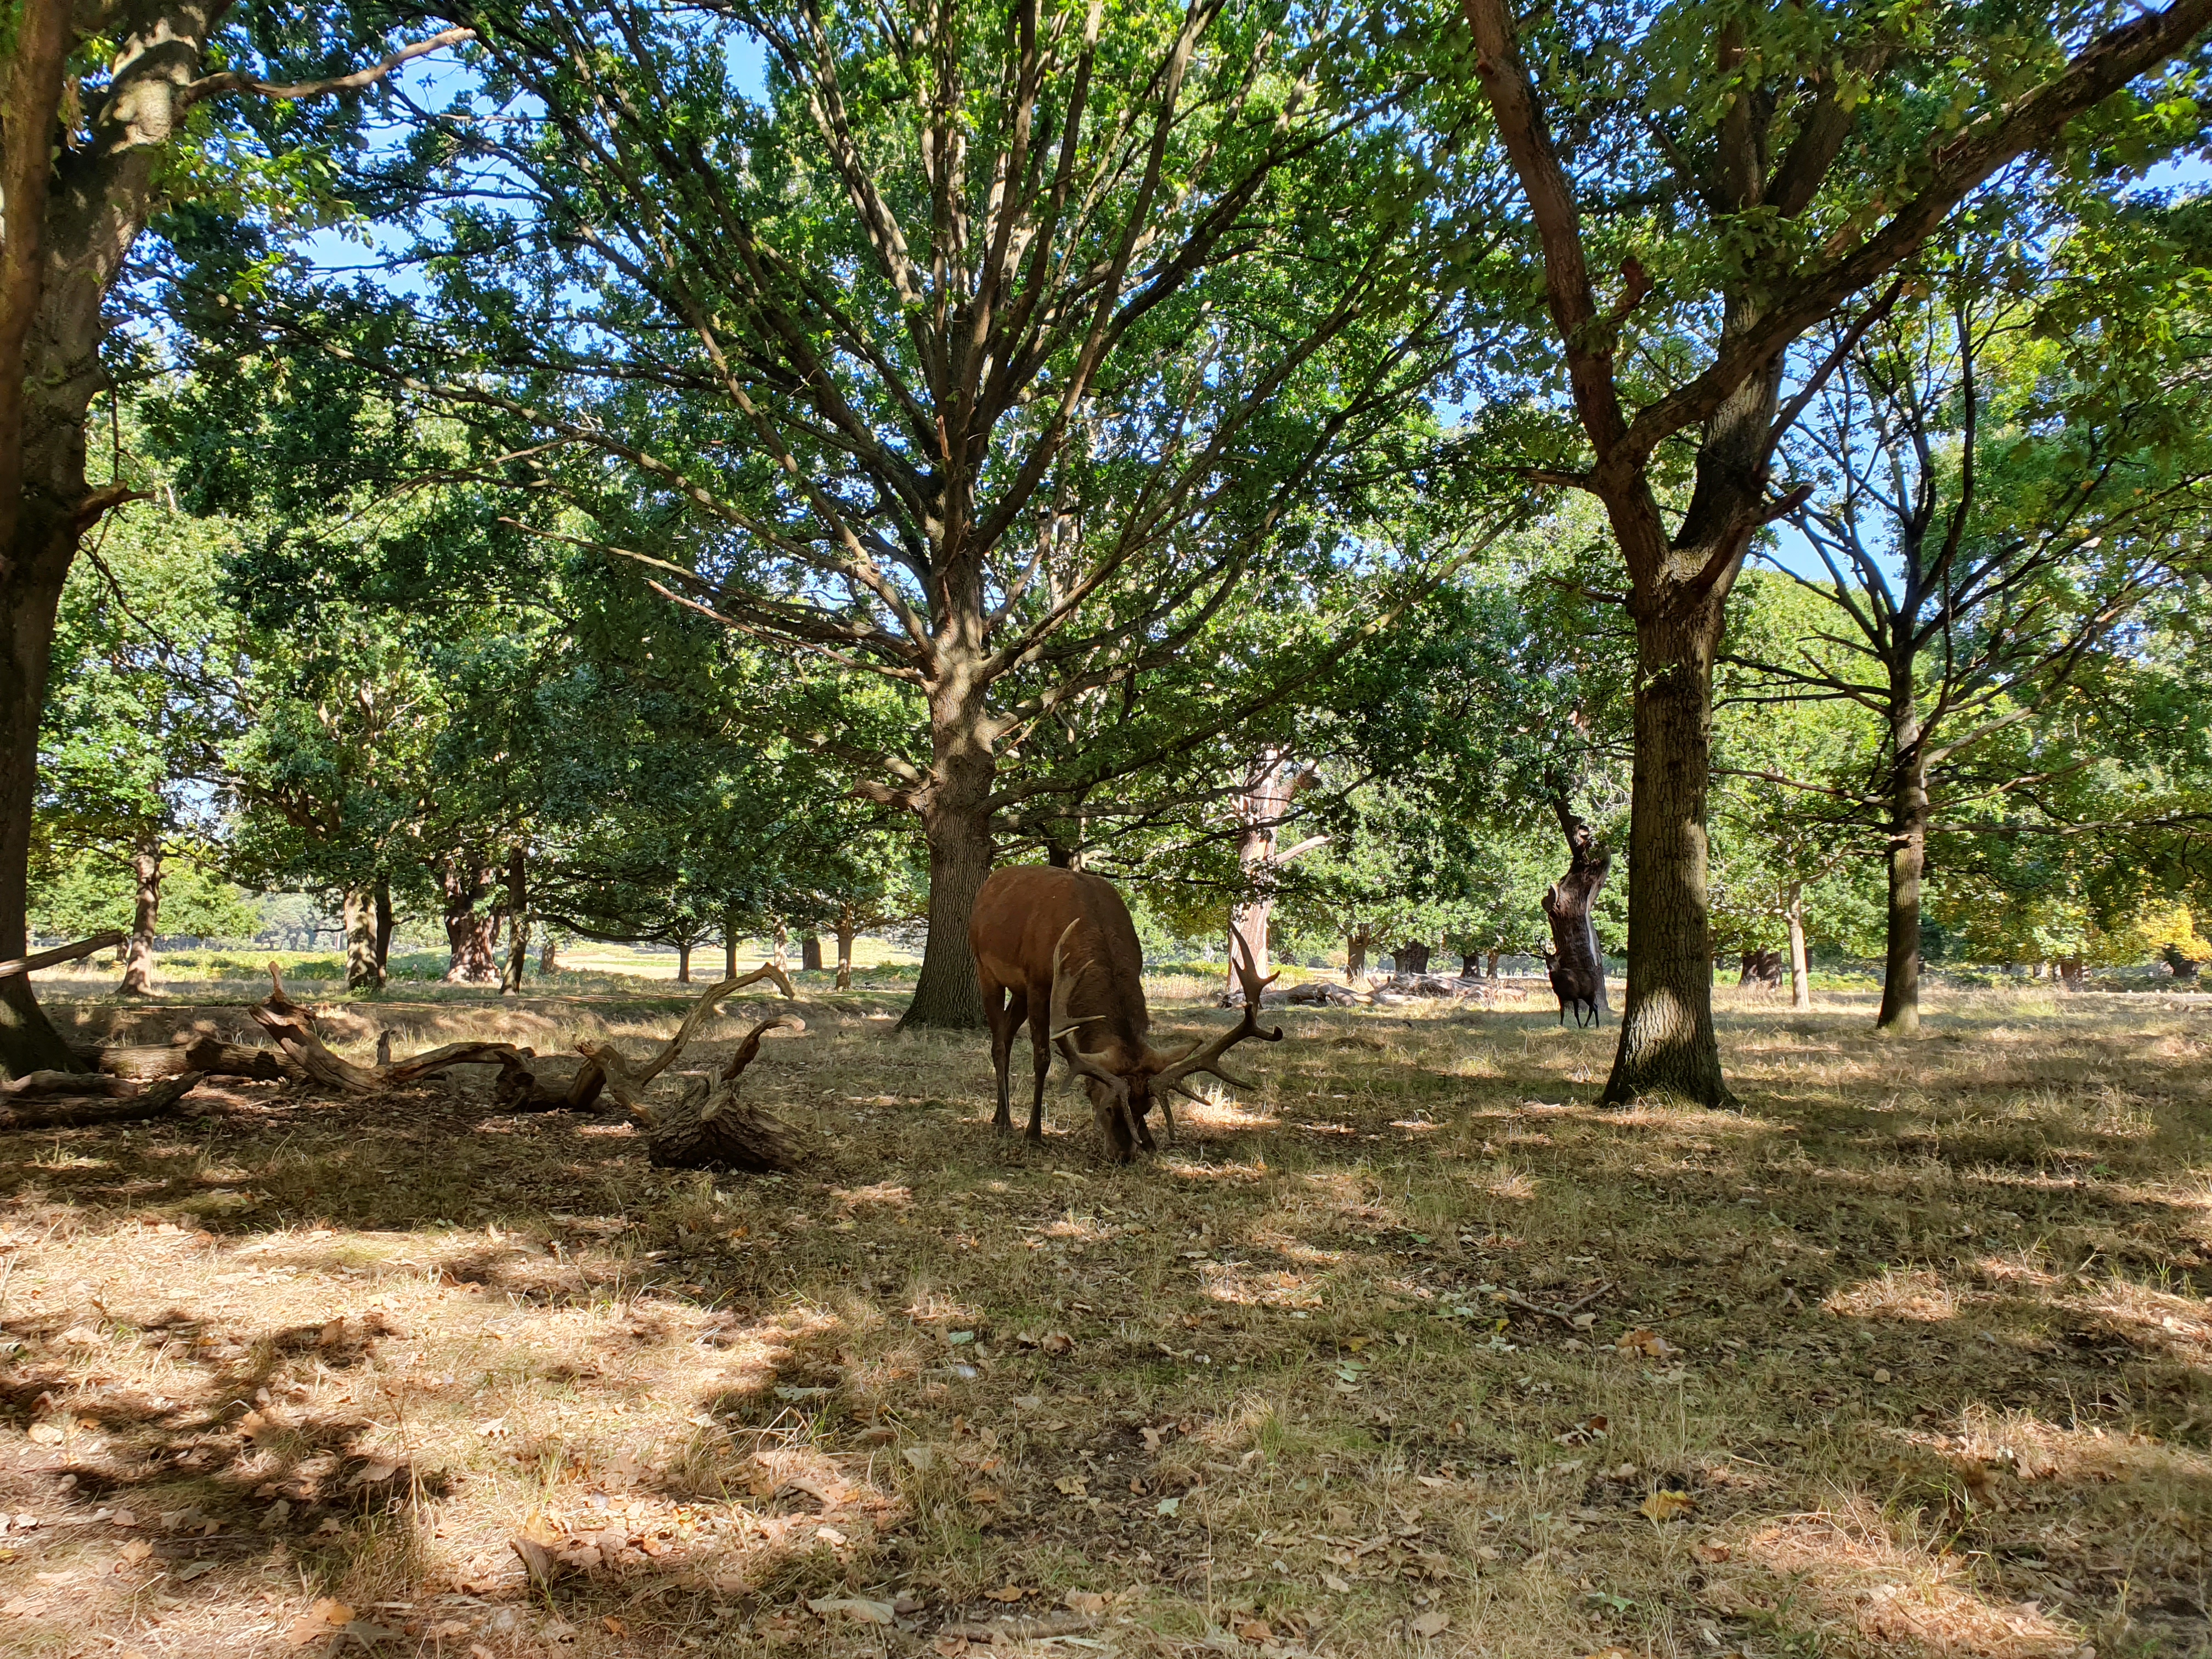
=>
[1876,720,1927,1034]
[836,916,855,990]
[1542,795,1612,1017]
[723,927,738,979]
[120,837,160,996]
[901,682,994,1029]
[1345,930,1369,981]
[374,877,394,977]
[801,934,823,972]
[441,857,499,983]
[500,843,528,996]
[1601,608,1733,1108]
[343,886,380,990]
[0,536,79,1077]
[1786,886,1811,1011]
[1395,940,1432,975]
[676,940,693,984]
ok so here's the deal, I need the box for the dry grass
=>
[3,977,2211,1658]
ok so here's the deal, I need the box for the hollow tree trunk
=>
[120,836,160,996]
[1601,603,1731,1109]
[801,934,823,972]
[500,843,528,996]
[1876,720,1928,1034]
[373,877,394,977]
[342,885,379,991]
[1785,881,1810,1011]
[1542,793,1612,1017]
[676,940,693,984]
[836,914,855,990]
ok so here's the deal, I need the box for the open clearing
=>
[3,980,2210,1658]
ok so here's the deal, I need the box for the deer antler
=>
[1152,933,1282,1096]
[1047,920,1138,1146]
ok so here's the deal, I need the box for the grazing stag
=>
[1541,945,1601,1028]
[969,866,1282,1160]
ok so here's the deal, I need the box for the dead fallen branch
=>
[936,1613,1100,1642]
[495,962,795,1115]
[246,964,521,1094]
[1501,1280,1615,1329]
[558,968,803,1169]
[94,1036,296,1084]
[0,930,125,980]
[0,1071,205,1131]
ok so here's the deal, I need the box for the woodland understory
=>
[0,978,2208,1659]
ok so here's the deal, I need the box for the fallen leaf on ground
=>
[1617,1328,1674,1358]
[1040,1331,1074,1355]
[24,1424,59,1446]
[1322,1572,1353,1591]
[1238,1618,1274,1641]
[967,1487,1002,1505]
[1640,1489,1696,1522]
[933,1638,969,1657]
[174,1559,216,1581]
[983,1585,1027,1602]
[1410,1609,1449,1637]
[1054,1475,1088,1497]
[510,1537,554,1585]
[1064,1591,1108,1614]
[806,1596,894,1624]
[118,1541,151,1564]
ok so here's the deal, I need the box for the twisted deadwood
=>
[559,966,803,1169]
[0,1070,205,1131]
[247,964,523,1093]
[499,961,796,1114]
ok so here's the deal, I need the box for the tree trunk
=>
[2058,957,2085,991]
[1486,948,1500,979]
[900,735,994,1031]
[836,914,855,990]
[0,514,81,1079]
[1542,793,1612,1017]
[1395,940,1432,975]
[676,940,693,984]
[500,844,528,996]
[441,857,499,983]
[1601,606,1731,1109]
[1345,930,1368,982]
[373,877,394,977]
[1876,726,1928,1034]
[120,836,160,996]
[1460,952,1480,978]
[723,923,738,979]
[801,934,823,972]
[1786,882,1810,1011]
[540,933,560,974]
[342,885,380,991]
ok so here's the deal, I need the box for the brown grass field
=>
[3,974,2211,1658]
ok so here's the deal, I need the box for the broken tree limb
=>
[247,965,522,1094]
[0,1071,205,1131]
[634,1015,804,1172]
[495,961,796,1116]
[94,1036,296,1084]
[1,1070,140,1099]
[0,931,126,979]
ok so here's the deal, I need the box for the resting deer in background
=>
[969,865,1282,1160]
[1541,945,1601,1028]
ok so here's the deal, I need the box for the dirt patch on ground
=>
[2,984,2209,1656]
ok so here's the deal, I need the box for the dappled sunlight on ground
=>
[1,981,2210,1655]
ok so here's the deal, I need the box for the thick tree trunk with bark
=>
[500,843,528,996]
[342,885,380,991]
[1785,881,1810,1011]
[1486,948,1501,979]
[801,934,823,972]
[0,506,83,1079]
[441,858,499,984]
[1460,952,1480,978]
[1877,714,1928,1034]
[121,837,160,996]
[723,923,738,979]
[1345,929,1369,981]
[540,933,559,974]
[676,940,693,984]
[374,878,394,977]
[901,670,994,1029]
[1542,793,1612,1017]
[836,914,855,990]
[1601,604,1733,1108]
[1395,940,1432,975]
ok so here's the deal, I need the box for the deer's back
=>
[970,866,1150,1049]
